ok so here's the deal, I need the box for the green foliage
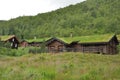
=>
[0,53,120,80]
[39,42,47,53]
[59,34,114,43]
[29,47,42,54]
[25,37,51,43]
[0,0,120,39]
[117,45,120,54]
[0,47,28,56]
[28,45,47,54]
[117,35,120,41]
[4,42,11,48]
[0,41,4,47]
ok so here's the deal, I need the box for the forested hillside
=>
[0,0,120,39]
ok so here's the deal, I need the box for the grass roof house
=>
[46,37,67,53]
[20,37,51,47]
[0,35,19,49]
[46,34,119,54]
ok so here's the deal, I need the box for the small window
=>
[12,38,14,42]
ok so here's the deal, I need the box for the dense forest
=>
[0,0,120,39]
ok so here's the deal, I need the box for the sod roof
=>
[26,37,51,43]
[26,34,115,44]
[59,34,115,44]
[117,35,120,41]
[0,35,15,41]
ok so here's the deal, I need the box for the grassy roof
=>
[117,35,120,41]
[0,35,15,41]
[59,34,115,44]
[26,34,115,44]
[26,37,51,43]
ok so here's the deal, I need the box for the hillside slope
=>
[0,53,120,80]
[0,0,120,39]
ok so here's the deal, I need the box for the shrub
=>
[0,47,29,56]
[117,45,120,54]
[29,47,41,54]
[29,46,48,54]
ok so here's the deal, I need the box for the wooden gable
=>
[46,37,67,53]
[0,35,19,49]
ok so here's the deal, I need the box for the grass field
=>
[0,52,120,80]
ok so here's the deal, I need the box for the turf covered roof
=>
[117,35,120,42]
[26,37,51,43]
[59,34,115,44]
[26,34,116,44]
[0,35,15,41]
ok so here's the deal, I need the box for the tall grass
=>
[0,53,120,80]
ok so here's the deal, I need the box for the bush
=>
[0,47,29,56]
[28,47,48,54]
[117,45,120,54]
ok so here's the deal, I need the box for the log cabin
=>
[76,34,119,54]
[46,37,67,53]
[0,35,19,49]
[21,38,51,47]
[20,40,28,47]
[21,39,42,47]
[46,34,119,54]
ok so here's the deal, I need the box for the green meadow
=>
[0,52,120,80]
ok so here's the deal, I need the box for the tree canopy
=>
[0,0,120,39]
